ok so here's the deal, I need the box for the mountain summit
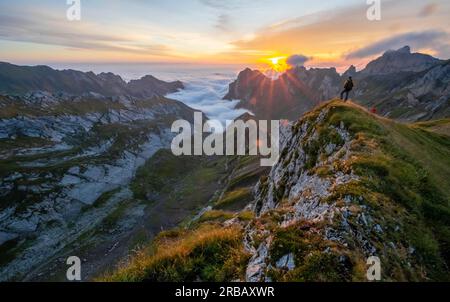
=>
[360,46,443,76]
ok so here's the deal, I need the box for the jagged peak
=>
[342,65,357,77]
[384,45,411,55]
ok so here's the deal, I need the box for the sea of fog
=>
[51,63,251,123]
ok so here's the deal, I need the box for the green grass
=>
[215,187,253,210]
[310,100,450,280]
[195,210,255,225]
[131,150,228,209]
[100,224,250,282]
[196,210,235,224]
[413,119,450,136]
[0,136,53,152]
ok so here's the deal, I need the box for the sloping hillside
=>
[104,100,450,282]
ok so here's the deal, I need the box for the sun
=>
[267,56,288,72]
[270,57,280,65]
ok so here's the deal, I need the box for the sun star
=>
[267,56,288,72]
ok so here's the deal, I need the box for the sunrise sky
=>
[0,0,449,71]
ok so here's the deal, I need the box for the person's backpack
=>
[344,80,354,90]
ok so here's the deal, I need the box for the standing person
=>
[340,77,354,101]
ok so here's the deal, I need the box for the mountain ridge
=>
[0,62,184,98]
[224,46,450,122]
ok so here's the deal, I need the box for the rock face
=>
[360,46,442,76]
[224,46,450,122]
[354,59,450,121]
[0,93,197,281]
[342,65,357,78]
[224,67,339,120]
[0,62,183,97]
[242,101,450,281]
[244,106,359,281]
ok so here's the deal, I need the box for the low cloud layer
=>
[166,73,250,124]
[346,30,450,59]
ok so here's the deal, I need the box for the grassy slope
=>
[103,100,450,282]
[413,119,450,137]
[102,224,249,282]
[275,100,450,281]
[101,154,267,282]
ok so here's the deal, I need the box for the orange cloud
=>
[223,0,450,69]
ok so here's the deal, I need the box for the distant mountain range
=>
[0,62,183,98]
[224,46,450,122]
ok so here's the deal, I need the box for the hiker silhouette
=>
[340,77,354,101]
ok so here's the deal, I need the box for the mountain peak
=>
[385,45,411,55]
[342,65,357,77]
[361,45,441,76]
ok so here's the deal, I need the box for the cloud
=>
[418,3,438,17]
[346,30,450,59]
[166,76,250,123]
[0,11,170,56]
[228,0,450,67]
[286,54,310,67]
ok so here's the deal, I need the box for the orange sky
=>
[0,0,449,71]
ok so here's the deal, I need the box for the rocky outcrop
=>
[223,67,339,120]
[245,106,359,281]
[242,100,450,281]
[0,62,183,97]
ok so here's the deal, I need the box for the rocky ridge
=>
[0,62,183,98]
[224,46,450,122]
[242,101,450,281]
